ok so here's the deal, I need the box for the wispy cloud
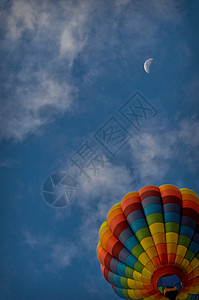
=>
[178,118,199,175]
[129,117,199,183]
[0,0,186,143]
[23,229,77,273]
[46,242,77,271]
[51,116,199,256]
[1,0,88,142]
[0,70,75,142]
[59,1,89,63]
[129,131,175,182]
[78,162,132,203]
[150,0,183,22]
[6,0,36,39]
[23,229,52,249]
[74,161,134,252]
[0,158,18,168]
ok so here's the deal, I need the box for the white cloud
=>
[5,0,56,40]
[48,242,77,271]
[23,230,52,249]
[178,118,199,148]
[1,0,90,142]
[59,2,89,63]
[23,230,77,272]
[150,0,183,22]
[77,161,132,205]
[129,131,175,182]
[0,70,75,142]
[75,161,133,251]
[1,0,187,143]
[75,117,199,257]
[178,118,199,175]
[60,26,86,64]
[0,158,18,168]
[129,117,199,183]
[5,0,89,62]
[115,0,130,6]
[6,0,35,39]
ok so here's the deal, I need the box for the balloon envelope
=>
[97,184,199,300]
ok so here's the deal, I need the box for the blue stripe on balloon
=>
[193,233,199,244]
[116,287,125,298]
[125,236,138,251]
[130,218,147,232]
[143,204,162,216]
[164,212,180,223]
[117,262,127,276]
[188,241,199,254]
[126,254,137,269]
[180,225,194,238]
[114,274,123,288]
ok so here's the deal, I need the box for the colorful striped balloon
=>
[97,185,199,300]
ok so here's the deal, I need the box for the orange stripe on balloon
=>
[168,253,176,264]
[150,256,161,269]
[181,193,199,202]
[99,248,108,266]
[121,191,139,206]
[183,200,199,212]
[121,195,139,208]
[101,230,113,248]
[155,243,167,256]
[107,209,123,226]
[139,185,160,195]
[97,243,103,260]
[110,214,126,231]
[143,283,153,290]
[107,203,121,219]
[106,235,118,254]
[160,189,182,199]
[159,184,180,191]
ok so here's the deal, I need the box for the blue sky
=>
[0,0,199,299]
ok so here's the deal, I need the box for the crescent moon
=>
[144,58,154,74]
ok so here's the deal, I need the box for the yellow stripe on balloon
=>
[176,245,187,257]
[175,255,184,266]
[145,260,156,273]
[138,252,150,265]
[140,236,154,250]
[149,223,164,234]
[166,243,177,254]
[127,279,144,289]
[189,257,199,271]
[176,292,188,300]
[98,221,109,240]
[107,203,121,218]
[180,188,199,199]
[166,232,178,244]
[159,184,180,192]
[152,232,165,244]
[146,246,158,258]
[181,258,190,270]
[142,267,153,278]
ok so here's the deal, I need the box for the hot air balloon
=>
[97,185,199,300]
